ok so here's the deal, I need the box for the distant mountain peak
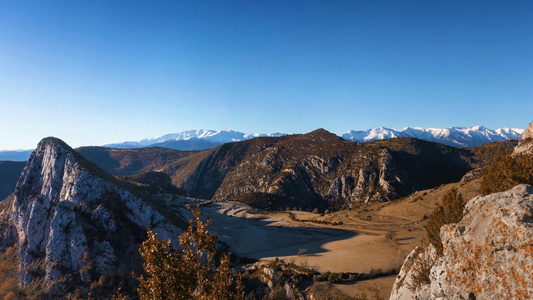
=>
[104,130,289,149]
[101,126,525,151]
[303,128,344,142]
[342,126,524,148]
[309,128,330,134]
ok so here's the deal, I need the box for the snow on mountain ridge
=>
[342,126,524,148]
[104,130,288,149]
[152,129,286,143]
[104,126,523,149]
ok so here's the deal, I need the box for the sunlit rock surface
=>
[391,184,533,299]
[12,137,181,287]
[513,121,533,156]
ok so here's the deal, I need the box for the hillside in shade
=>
[75,146,196,176]
[0,161,25,200]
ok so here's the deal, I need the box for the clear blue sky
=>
[1,1,532,149]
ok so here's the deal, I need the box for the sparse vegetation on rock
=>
[0,244,24,299]
[513,121,533,156]
[425,188,465,255]
[404,243,436,293]
[392,184,533,299]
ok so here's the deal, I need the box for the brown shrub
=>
[133,205,244,300]
[425,188,465,255]
[0,245,25,299]
[480,152,533,195]
[405,243,437,292]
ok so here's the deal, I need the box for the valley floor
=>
[165,178,481,299]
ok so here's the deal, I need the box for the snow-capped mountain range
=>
[106,126,524,150]
[341,126,524,148]
[104,129,287,149]
[0,127,525,161]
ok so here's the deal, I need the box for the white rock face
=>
[391,184,533,299]
[435,184,533,299]
[11,137,182,287]
[513,121,533,156]
[389,245,437,300]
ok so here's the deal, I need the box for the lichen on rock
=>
[391,184,533,299]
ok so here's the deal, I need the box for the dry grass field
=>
[166,178,482,298]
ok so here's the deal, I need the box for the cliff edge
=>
[513,121,533,156]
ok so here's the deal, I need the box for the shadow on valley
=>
[201,203,357,259]
[395,236,416,246]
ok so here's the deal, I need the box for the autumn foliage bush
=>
[425,188,465,256]
[0,245,24,299]
[480,152,533,195]
[132,206,244,300]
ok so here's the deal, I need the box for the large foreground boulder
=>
[391,184,533,299]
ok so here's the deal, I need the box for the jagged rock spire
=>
[12,137,181,291]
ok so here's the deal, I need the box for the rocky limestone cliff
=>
[180,130,474,210]
[390,184,533,299]
[181,135,291,200]
[182,130,410,209]
[513,121,533,156]
[215,142,405,208]
[10,137,182,292]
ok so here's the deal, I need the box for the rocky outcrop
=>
[181,130,472,209]
[11,137,182,291]
[390,244,437,300]
[460,168,483,183]
[208,130,407,208]
[513,121,533,156]
[242,260,311,299]
[391,184,533,299]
